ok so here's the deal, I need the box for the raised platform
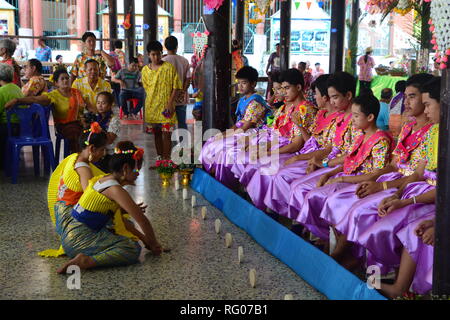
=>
[191,168,386,300]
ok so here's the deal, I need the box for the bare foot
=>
[57,253,96,274]
[379,282,404,300]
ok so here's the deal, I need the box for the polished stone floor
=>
[0,120,325,300]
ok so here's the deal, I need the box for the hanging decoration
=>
[393,0,414,15]
[191,17,210,61]
[245,0,273,24]
[205,0,226,10]
[428,0,450,69]
[365,0,418,16]
[122,12,132,30]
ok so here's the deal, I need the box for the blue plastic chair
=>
[5,104,56,184]
[54,131,70,166]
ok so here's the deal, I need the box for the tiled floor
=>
[0,121,325,300]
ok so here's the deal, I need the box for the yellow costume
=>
[142,62,182,131]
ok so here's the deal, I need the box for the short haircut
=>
[0,63,13,82]
[326,71,356,97]
[280,68,305,88]
[114,40,123,49]
[109,141,140,173]
[311,74,331,97]
[28,58,43,74]
[406,73,434,90]
[299,62,307,68]
[82,31,96,42]
[271,72,282,84]
[315,62,321,66]
[235,66,259,83]
[96,91,115,106]
[353,93,380,120]
[39,37,45,44]
[85,59,99,68]
[420,76,441,103]
[381,88,393,100]
[56,55,63,60]
[164,36,178,51]
[79,127,107,150]
[129,57,139,64]
[395,80,406,93]
[147,40,163,53]
[0,39,16,56]
[275,43,280,47]
[52,68,69,83]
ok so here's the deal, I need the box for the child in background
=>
[191,88,203,121]
[377,88,392,131]
[115,57,145,119]
[389,80,406,137]
[92,92,121,172]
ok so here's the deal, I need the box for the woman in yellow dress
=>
[142,41,182,160]
[56,141,168,273]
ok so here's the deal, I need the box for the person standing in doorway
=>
[162,36,191,138]
[265,43,281,100]
[357,47,375,92]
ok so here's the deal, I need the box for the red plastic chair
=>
[120,98,143,120]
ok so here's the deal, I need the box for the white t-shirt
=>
[162,54,191,105]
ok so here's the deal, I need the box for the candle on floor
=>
[249,269,256,288]
[284,294,294,300]
[191,195,196,207]
[225,233,233,248]
[183,189,188,200]
[201,207,207,220]
[215,219,221,234]
[175,179,180,190]
[238,246,244,264]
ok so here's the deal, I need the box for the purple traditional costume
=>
[295,130,393,240]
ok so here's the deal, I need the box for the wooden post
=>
[143,0,158,65]
[235,0,245,47]
[279,0,291,72]
[124,0,136,63]
[433,68,450,297]
[203,1,232,131]
[329,0,346,73]
[108,0,117,51]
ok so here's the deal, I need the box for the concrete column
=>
[77,0,88,38]
[173,0,182,33]
[19,0,31,29]
[89,0,97,31]
[31,0,43,48]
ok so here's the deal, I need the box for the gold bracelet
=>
[413,196,417,204]
[382,182,388,190]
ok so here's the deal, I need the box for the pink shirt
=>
[162,54,191,105]
[357,55,375,82]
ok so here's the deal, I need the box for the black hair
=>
[82,31,96,42]
[114,40,123,49]
[129,57,138,64]
[406,73,434,90]
[96,91,115,106]
[147,40,163,53]
[311,74,330,97]
[271,72,282,84]
[326,71,356,98]
[56,54,63,60]
[280,68,305,88]
[353,93,380,120]
[78,127,107,150]
[420,76,441,103]
[28,58,43,74]
[164,36,178,51]
[52,68,69,83]
[315,62,321,66]
[85,59,99,68]
[360,87,374,96]
[381,88,393,100]
[275,43,280,47]
[299,62,307,68]
[109,141,140,173]
[395,80,406,93]
[235,66,259,83]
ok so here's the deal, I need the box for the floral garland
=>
[428,0,450,69]
[246,0,273,24]
[191,30,210,61]
[365,0,414,15]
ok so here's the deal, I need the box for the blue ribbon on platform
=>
[191,168,386,300]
